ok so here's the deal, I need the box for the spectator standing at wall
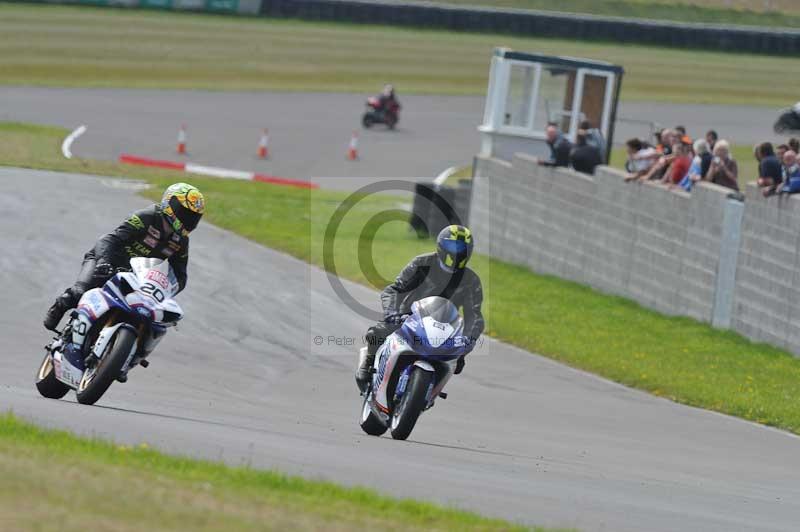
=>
[704,140,739,191]
[706,130,718,152]
[697,138,712,177]
[639,128,677,181]
[675,125,692,146]
[779,151,800,194]
[777,144,789,161]
[623,138,658,180]
[756,142,783,197]
[570,132,602,175]
[539,123,572,168]
[578,120,606,161]
[662,142,691,185]
[789,138,800,154]
[642,148,675,182]
[785,151,800,179]
[657,128,676,155]
[678,139,709,192]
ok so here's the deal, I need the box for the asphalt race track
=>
[2,167,798,532]
[1,88,786,189]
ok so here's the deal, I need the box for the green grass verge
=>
[0,413,549,532]
[3,122,800,437]
[425,0,800,28]
[1,4,799,106]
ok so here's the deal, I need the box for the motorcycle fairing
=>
[90,322,137,363]
[77,287,111,321]
[53,259,182,388]
[373,336,406,412]
[395,314,467,360]
[76,258,184,333]
[372,333,458,414]
[372,297,467,411]
[52,344,84,388]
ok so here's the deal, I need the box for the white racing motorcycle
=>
[358,296,470,440]
[36,257,183,405]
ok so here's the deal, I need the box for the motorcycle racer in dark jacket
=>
[43,183,205,331]
[356,225,484,389]
[377,84,399,114]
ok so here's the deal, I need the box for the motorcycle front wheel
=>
[390,367,432,440]
[362,113,375,128]
[35,353,70,399]
[359,393,388,436]
[76,327,137,405]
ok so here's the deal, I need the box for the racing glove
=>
[384,312,407,325]
[95,263,130,277]
[93,262,116,278]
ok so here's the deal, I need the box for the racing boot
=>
[355,346,374,393]
[43,292,75,332]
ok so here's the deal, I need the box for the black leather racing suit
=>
[57,204,190,311]
[365,252,484,356]
[377,93,399,120]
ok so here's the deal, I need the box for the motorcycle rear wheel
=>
[390,368,432,440]
[35,353,70,399]
[359,393,388,436]
[76,327,137,405]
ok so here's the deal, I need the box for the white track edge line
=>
[432,166,459,187]
[61,125,87,159]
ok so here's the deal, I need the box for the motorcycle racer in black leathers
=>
[356,225,484,389]
[377,84,399,115]
[43,183,205,331]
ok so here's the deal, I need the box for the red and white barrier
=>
[119,154,318,189]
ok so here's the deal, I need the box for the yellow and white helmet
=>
[161,183,205,237]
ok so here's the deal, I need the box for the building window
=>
[503,63,536,128]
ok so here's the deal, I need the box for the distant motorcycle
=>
[358,296,469,440]
[774,101,800,134]
[35,257,183,405]
[362,96,400,129]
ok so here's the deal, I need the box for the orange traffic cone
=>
[257,129,269,159]
[347,131,359,161]
[176,124,187,155]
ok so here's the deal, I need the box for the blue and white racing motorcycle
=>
[359,296,469,440]
[36,257,183,405]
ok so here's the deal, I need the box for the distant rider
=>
[356,225,484,389]
[43,183,205,331]
[377,84,400,119]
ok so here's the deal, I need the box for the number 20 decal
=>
[140,283,165,303]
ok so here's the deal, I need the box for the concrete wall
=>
[472,154,800,356]
[471,154,736,324]
[731,185,800,353]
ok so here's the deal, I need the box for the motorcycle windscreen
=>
[130,257,180,298]
[410,296,464,349]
